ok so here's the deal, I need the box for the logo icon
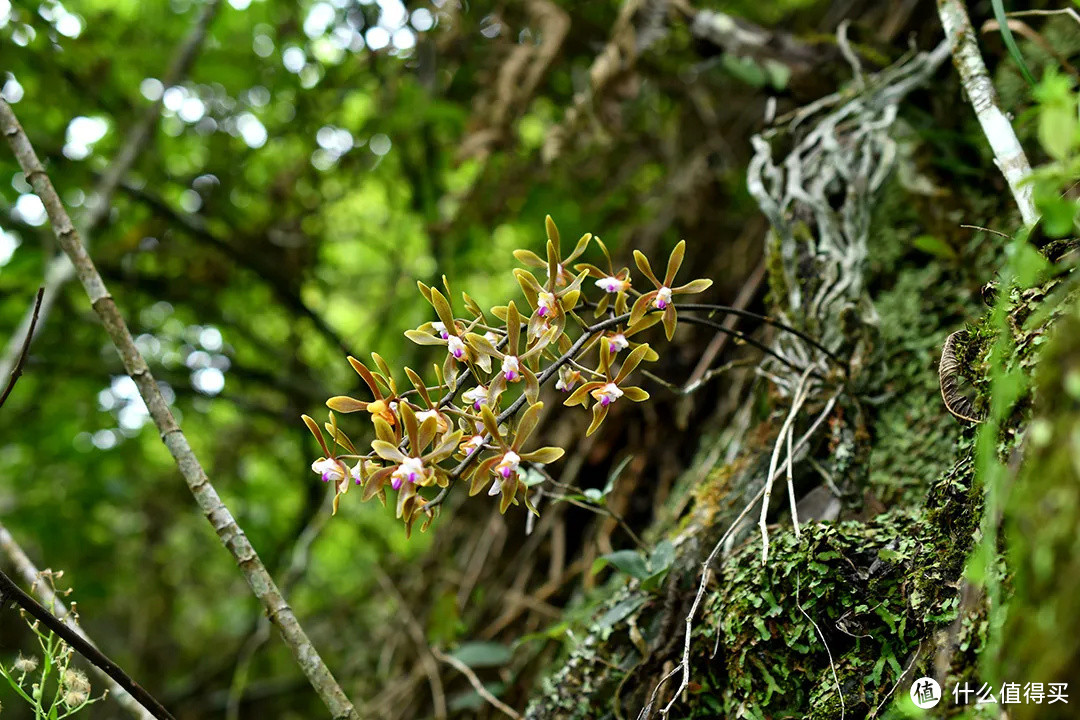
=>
[911,677,942,709]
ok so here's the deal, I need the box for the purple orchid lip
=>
[321,471,333,482]
[600,396,611,407]
[391,477,403,490]
[505,371,518,381]
[501,466,512,478]
[538,306,548,317]
[408,472,418,482]
[453,348,464,358]
[474,401,482,410]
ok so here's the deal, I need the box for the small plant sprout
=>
[304,215,717,532]
[631,240,714,339]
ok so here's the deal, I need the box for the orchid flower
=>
[564,343,653,436]
[575,237,633,317]
[405,286,492,380]
[465,301,554,407]
[368,402,463,534]
[511,218,590,343]
[513,215,592,288]
[585,313,662,362]
[630,241,713,339]
[555,365,583,393]
[467,402,564,514]
[302,412,380,514]
[324,354,403,433]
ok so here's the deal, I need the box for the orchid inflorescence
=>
[303,216,712,535]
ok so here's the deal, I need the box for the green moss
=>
[681,509,966,719]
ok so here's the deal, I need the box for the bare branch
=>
[0,99,360,720]
[431,646,521,719]
[0,286,43,410]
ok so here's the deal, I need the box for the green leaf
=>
[912,234,957,260]
[450,642,513,668]
[513,621,570,648]
[762,59,791,90]
[603,454,633,496]
[648,540,675,574]
[595,595,647,630]
[522,468,546,487]
[992,0,1036,87]
[1038,103,1078,161]
[1034,191,1077,239]
[752,615,771,641]
[595,550,650,580]
[641,571,666,592]
[448,682,507,713]
[721,54,766,88]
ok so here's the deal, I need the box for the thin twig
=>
[796,573,844,720]
[937,0,1036,225]
[0,99,359,720]
[0,522,153,719]
[431,646,521,719]
[0,568,174,720]
[0,286,43,410]
[959,224,1011,238]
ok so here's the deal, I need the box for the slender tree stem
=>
[0,287,43,410]
[0,99,359,720]
[0,569,174,720]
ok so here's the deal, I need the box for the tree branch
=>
[937,0,1037,225]
[0,99,360,720]
[0,287,43,410]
